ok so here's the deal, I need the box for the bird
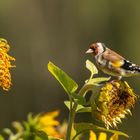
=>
[86,42,140,80]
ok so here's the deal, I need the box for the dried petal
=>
[0,39,15,90]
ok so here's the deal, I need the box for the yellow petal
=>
[39,110,60,126]
[98,132,107,140]
[42,126,62,138]
[40,115,59,126]
[109,134,118,140]
[89,131,96,140]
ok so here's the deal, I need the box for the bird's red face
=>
[86,42,105,56]
[90,43,99,55]
[86,43,99,56]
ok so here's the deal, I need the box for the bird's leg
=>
[110,76,122,83]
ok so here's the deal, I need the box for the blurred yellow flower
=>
[0,38,15,91]
[39,110,67,139]
[89,131,118,140]
[39,110,60,126]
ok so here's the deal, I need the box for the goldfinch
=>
[86,42,140,79]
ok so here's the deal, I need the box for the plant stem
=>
[66,96,77,140]
[78,84,94,96]
[65,84,94,140]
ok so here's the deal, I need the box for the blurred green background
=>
[0,0,140,139]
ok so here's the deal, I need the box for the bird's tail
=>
[121,60,140,74]
[133,66,140,73]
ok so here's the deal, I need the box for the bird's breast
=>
[95,54,107,66]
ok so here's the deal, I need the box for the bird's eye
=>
[94,46,97,49]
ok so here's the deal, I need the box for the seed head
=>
[92,80,137,129]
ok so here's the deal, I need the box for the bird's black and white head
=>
[86,42,106,56]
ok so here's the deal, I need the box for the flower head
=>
[0,39,15,91]
[38,110,67,139]
[93,80,137,129]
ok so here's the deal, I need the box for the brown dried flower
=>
[92,80,137,129]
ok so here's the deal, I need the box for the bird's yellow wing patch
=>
[111,60,124,68]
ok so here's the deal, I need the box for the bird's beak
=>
[86,48,93,54]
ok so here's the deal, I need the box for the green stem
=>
[66,96,73,140]
[65,84,94,140]
[78,84,94,96]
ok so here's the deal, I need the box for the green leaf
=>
[73,123,129,140]
[64,101,73,110]
[3,128,13,135]
[12,121,24,133]
[23,121,30,132]
[48,62,78,95]
[87,77,111,85]
[71,93,86,105]
[64,101,84,112]
[0,135,4,140]
[27,113,40,126]
[48,136,63,140]
[64,101,91,113]
[86,60,98,79]
[35,131,49,140]
[77,107,92,113]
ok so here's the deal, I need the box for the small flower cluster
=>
[0,39,15,90]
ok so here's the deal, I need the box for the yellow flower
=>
[0,38,15,91]
[39,110,60,126]
[89,131,118,140]
[39,110,66,139]
[93,80,137,129]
